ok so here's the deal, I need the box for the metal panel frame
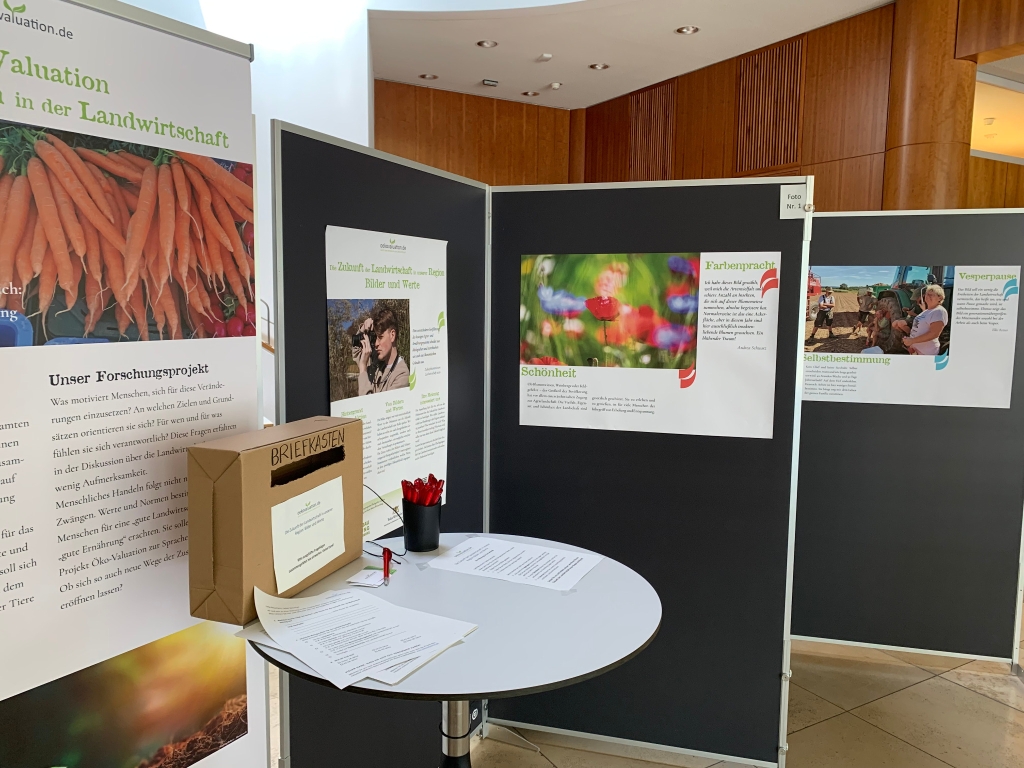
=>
[61,0,253,59]
[271,136,809,765]
[808,206,1024,672]
[490,176,811,768]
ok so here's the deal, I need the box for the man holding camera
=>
[354,306,410,395]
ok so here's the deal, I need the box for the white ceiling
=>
[980,56,1024,85]
[370,0,891,110]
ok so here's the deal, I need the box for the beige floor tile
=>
[516,728,717,767]
[542,743,693,768]
[942,662,1024,713]
[471,737,557,767]
[788,684,843,733]
[853,676,1024,768]
[883,649,971,675]
[791,640,900,663]
[790,647,931,711]
[954,659,1012,675]
[785,712,949,768]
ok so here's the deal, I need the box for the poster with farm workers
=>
[0,1,263,766]
[803,265,1020,408]
[518,252,781,439]
[325,226,449,539]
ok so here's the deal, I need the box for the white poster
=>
[803,265,1019,408]
[518,252,780,438]
[0,1,260,765]
[325,226,448,539]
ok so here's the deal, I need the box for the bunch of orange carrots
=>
[0,125,255,342]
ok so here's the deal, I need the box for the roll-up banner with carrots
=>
[0,2,263,767]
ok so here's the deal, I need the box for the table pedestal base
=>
[440,700,472,768]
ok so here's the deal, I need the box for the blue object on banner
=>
[0,311,33,347]
[44,337,110,345]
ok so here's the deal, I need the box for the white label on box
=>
[271,477,347,593]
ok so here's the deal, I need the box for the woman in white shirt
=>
[894,284,948,355]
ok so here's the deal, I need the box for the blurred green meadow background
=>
[520,253,700,369]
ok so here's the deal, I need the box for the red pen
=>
[382,547,392,586]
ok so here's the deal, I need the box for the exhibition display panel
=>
[488,182,809,766]
[272,119,811,768]
[792,210,1024,662]
[272,122,488,765]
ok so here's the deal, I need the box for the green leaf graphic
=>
[389,238,395,244]
[409,371,417,391]
[437,311,446,330]
[5,0,26,12]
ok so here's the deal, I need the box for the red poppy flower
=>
[586,296,620,322]
[529,356,565,366]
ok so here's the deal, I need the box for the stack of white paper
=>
[250,588,475,690]
[428,537,602,591]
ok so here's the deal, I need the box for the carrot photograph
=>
[0,119,256,345]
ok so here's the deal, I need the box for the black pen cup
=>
[402,500,441,552]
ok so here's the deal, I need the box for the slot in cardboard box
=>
[188,416,363,625]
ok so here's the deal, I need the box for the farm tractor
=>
[870,265,954,354]
[806,270,822,320]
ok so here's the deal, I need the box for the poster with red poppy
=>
[520,252,782,438]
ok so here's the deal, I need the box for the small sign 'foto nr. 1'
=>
[780,184,808,219]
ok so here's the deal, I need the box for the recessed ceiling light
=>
[984,117,996,125]
[523,91,540,97]
[477,40,498,48]
[419,74,438,80]
[483,79,499,87]
[675,25,700,35]
[550,82,562,90]
[589,63,610,70]
[537,53,553,62]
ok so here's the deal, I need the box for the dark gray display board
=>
[792,211,1024,659]
[272,122,487,765]
[487,182,807,765]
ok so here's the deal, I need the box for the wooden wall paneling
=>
[956,0,1024,63]
[374,80,417,162]
[673,69,708,180]
[446,89,465,178]
[540,107,557,185]
[493,98,514,186]
[540,108,573,185]
[1005,162,1024,207]
[967,155,1009,208]
[628,79,676,181]
[736,37,804,176]
[702,60,738,178]
[884,0,976,209]
[584,94,631,183]
[802,4,893,166]
[568,109,587,183]
[803,153,884,212]
[373,80,571,186]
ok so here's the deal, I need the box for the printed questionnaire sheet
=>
[254,588,475,688]
[428,537,603,591]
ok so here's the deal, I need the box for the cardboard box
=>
[188,416,363,625]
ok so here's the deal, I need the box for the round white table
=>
[252,533,661,767]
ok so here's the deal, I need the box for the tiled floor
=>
[267,615,1024,768]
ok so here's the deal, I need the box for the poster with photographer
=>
[325,227,449,539]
